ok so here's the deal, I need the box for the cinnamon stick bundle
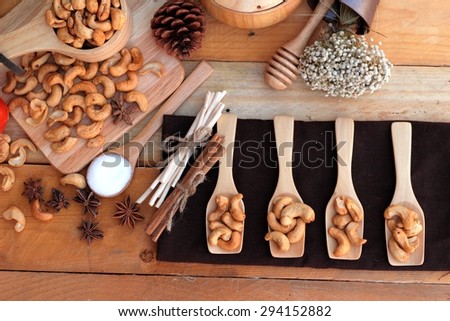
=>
[146,134,225,242]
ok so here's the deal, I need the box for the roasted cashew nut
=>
[72,0,87,10]
[86,134,105,148]
[328,227,351,257]
[53,0,71,20]
[26,107,48,127]
[93,75,116,98]
[280,202,315,226]
[86,0,99,13]
[87,13,112,31]
[265,231,290,252]
[287,219,305,244]
[2,71,17,94]
[46,85,63,108]
[53,52,76,66]
[127,47,144,71]
[60,173,87,189]
[267,212,296,234]
[392,228,420,254]
[220,212,243,232]
[334,195,348,215]
[332,213,352,229]
[388,237,410,262]
[139,61,166,78]
[345,221,367,246]
[273,196,293,219]
[31,199,54,221]
[404,220,423,237]
[47,110,69,127]
[64,107,84,127]
[3,206,26,232]
[27,89,48,101]
[37,63,59,83]
[345,197,363,222]
[29,98,48,120]
[46,9,67,28]
[85,92,107,106]
[69,81,98,95]
[76,120,104,139]
[14,76,38,96]
[207,195,229,222]
[43,73,69,95]
[56,26,75,44]
[208,220,228,231]
[86,103,112,121]
[8,138,36,167]
[44,125,71,142]
[0,134,11,163]
[31,52,52,71]
[8,147,26,167]
[229,193,245,222]
[0,166,15,191]
[21,53,36,71]
[109,48,131,77]
[63,94,86,112]
[124,90,148,112]
[8,97,30,115]
[217,231,241,251]
[110,7,126,30]
[81,62,99,80]
[208,227,232,246]
[51,136,79,153]
[384,204,415,230]
[97,0,111,22]
[99,53,121,75]
[91,29,106,46]
[74,10,94,39]
[64,65,86,88]
[112,0,121,8]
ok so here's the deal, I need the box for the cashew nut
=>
[273,196,293,219]
[208,195,229,221]
[86,103,111,121]
[111,0,120,8]
[53,0,71,20]
[14,76,38,95]
[57,26,75,44]
[47,110,69,127]
[109,48,131,77]
[124,90,148,112]
[280,202,315,226]
[29,98,48,120]
[46,9,67,28]
[53,52,76,66]
[31,52,52,71]
[87,13,112,31]
[287,219,305,244]
[91,29,106,47]
[86,0,99,13]
[99,52,121,74]
[0,166,15,191]
[217,231,241,251]
[328,227,351,257]
[345,197,363,222]
[21,53,36,70]
[332,213,352,229]
[345,221,367,246]
[3,206,26,232]
[221,212,243,232]
[27,89,48,101]
[334,195,347,215]
[8,147,26,167]
[72,0,86,10]
[85,92,107,106]
[44,125,71,142]
[384,204,415,230]
[2,71,17,94]
[69,81,98,95]
[74,10,94,39]
[97,0,111,21]
[63,94,86,112]
[392,228,420,254]
[8,97,30,115]
[404,220,423,237]
[64,65,86,88]
[0,134,11,163]
[31,199,54,221]
[388,237,410,262]
[229,193,245,222]
[51,136,79,153]
[93,75,116,98]
[46,85,63,108]
[81,62,99,80]
[139,61,167,78]
[76,120,104,139]
[61,0,73,10]
[127,47,144,71]
[267,212,296,234]
[8,138,36,167]
[64,107,84,127]
[86,134,105,148]
[37,63,59,83]
[59,173,87,189]
[43,73,69,95]
[26,106,48,127]
[110,7,126,30]
[208,227,232,246]
[208,220,228,231]
[265,231,290,252]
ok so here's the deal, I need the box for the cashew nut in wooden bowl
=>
[0,0,132,63]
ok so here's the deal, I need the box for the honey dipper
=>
[264,0,335,90]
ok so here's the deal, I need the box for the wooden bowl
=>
[201,0,302,29]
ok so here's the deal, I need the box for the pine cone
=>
[151,0,206,59]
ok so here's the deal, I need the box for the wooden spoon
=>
[206,113,245,254]
[267,115,305,258]
[325,117,365,260]
[86,61,214,198]
[0,0,132,62]
[264,0,335,90]
[385,122,425,266]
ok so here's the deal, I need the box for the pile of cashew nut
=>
[328,195,367,257]
[265,196,315,252]
[3,49,164,153]
[384,204,422,262]
[207,193,245,251]
[46,0,126,49]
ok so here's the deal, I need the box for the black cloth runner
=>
[156,115,450,270]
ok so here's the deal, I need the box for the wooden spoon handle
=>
[335,117,355,184]
[283,0,335,55]
[391,122,413,192]
[216,113,238,191]
[115,60,214,165]
[274,115,295,188]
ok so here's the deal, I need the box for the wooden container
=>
[201,0,302,29]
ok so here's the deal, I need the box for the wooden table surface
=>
[0,0,449,301]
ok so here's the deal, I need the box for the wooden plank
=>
[0,271,448,300]
[191,0,450,66]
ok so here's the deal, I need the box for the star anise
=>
[113,195,144,228]
[78,218,104,245]
[73,188,101,217]
[111,95,137,126]
[46,188,70,213]
[22,178,43,203]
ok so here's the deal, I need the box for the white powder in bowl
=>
[86,153,133,197]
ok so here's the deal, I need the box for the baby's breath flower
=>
[299,32,393,98]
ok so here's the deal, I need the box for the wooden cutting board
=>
[0,0,185,174]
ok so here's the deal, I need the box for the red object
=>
[0,98,9,133]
